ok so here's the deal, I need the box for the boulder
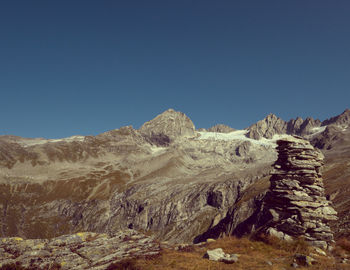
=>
[204,248,238,264]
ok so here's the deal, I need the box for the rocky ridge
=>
[246,109,350,142]
[257,136,337,249]
[246,114,322,140]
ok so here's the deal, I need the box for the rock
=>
[291,262,299,268]
[139,109,196,141]
[322,109,350,127]
[204,248,238,264]
[267,228,293,241]
[0,230,161,270]
[294,254,316,266]
[287,117,321,136]
[266,260,273,266]
[313,247,327,256]
[208,124,235,133]
[206,238,216,243]
[256,136,337,248]
[341,258,349,264]
[235,141,252,157]
[246,114,287,140]
[0,108,348,249]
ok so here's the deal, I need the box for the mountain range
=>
[0,108,349,244]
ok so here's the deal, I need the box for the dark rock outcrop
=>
[256,136,337,249]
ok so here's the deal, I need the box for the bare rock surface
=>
[207,124,235,133]
[0,230,160,270]
[139,108,195,142]
[246,114,321,140]
[246,114,287,140]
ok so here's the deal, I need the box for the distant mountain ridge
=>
[0,108,349,245]
[246,109,349,144]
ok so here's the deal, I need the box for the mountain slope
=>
[0,108,349,243]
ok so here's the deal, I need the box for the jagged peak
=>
[266,113,278,118]
[246,114,287,140]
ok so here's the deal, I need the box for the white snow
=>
[197,130,293,146]
[49,135,85,144]
[149,146,167,154]
[309,126,327,135]
[19,135,85,147]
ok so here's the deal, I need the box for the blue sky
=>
[0,1,349,138]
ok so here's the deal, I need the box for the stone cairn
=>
[258,136,337,249]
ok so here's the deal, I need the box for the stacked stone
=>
[261,136,337,249]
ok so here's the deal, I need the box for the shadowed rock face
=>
[257,137,337,249]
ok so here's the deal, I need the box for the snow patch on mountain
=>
[19,135,85,147]
[197,130,293,146]
[310,126,327,135]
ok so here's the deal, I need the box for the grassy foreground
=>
[108,236,350,270]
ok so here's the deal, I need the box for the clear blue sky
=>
[0,0,349,138]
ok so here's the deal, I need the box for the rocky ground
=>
[2,231,350,270]
[0,230,161,269]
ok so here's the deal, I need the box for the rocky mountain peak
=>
[322,108,350,127]
[287,117,321,136]
[139,109,195,142]
[246,113,287,140]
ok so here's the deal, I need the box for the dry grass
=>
[108,236,350,270]
[337,238,350,252]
